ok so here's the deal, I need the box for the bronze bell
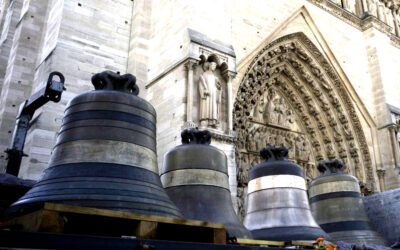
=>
[309,159,387,245]
[244,146,328,241]
[161,128,252,238]
[7,71,182,218]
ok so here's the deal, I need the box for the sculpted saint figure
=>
[199,62,221,128]
[264,89,277,124]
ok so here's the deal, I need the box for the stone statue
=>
[295,135,310,162]
[264,88,277,124]
[285,133,295,159]
[247,129,257,151]
[255,96,265,122]
[276,131,285,146]
[367,0,378,17]
[267,132,277,146]
[199,62,222,128]
[255,128,264,150]
[275,98,286,125]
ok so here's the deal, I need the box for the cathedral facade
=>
[0,0,399,215]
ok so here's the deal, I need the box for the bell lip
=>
[310,173,359,186]
[249,226,330,242]
[163,185,251,238]
[248,160,304,181]
[5,200,183,219]
[66,90,156,115]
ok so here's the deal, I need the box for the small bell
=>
[309,159,387,245]
[161,128,251,238]
[244,146,328,241]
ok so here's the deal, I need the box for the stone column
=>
[392,7,400,36]
[389,125,400,167]
[226,71,236,132]
[342,0,351,10]
[377,3,385,22]
[361,0,369,13]
[376,169,385,192]
[184,59,197,123]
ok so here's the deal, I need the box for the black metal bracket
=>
[5,72,66,176]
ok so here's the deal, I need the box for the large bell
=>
[244,146,328,241]
[309,159,387,245]
[161,128,251,238]
[7,71,182,218]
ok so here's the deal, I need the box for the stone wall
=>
[363,188,400,245]
[0,0,134,178]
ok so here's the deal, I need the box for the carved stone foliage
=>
[234,32,375,218]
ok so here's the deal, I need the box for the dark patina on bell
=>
[7,71,182,218]
[161,128,251,238]
[244,146,328,241]
[309,159,387,245]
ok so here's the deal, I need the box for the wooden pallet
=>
[237,238,335,249]
[5,203,227,244]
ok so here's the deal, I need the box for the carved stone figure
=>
[349,141,359,158]
[260,132,268,149]
[247,130,257,151]
[255,128,264,150]
[355,162,363,181]
[306,163,315,180]
[295,135,310,162]
[284,109,294,127]
[255,96,265,122]
[268,131,277,146]
[199,62,222,128]
[276,131,285,146]
[343,123,354,140]
[237,154,249,185]
[338,144,347,158]
[285,133,296,159]
[326,144,336,159]
[277,99,285,125]
[367,0,378,17]
[264,89,277,124]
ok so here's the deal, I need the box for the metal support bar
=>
[5,72,65,176]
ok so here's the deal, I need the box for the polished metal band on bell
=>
[248,174,307,194]
[64,101,156,123]
[308,180,360,198]
[161,169,230,190]
[49,139,158,172]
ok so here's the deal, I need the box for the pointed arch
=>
[234,32,375,217]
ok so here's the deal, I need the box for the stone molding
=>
[306,0,400,47]
[210,129,237,143]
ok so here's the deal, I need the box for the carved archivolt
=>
[233,32,375,218]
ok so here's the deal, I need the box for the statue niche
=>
[198,61,222,128]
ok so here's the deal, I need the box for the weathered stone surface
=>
[363,188,400,245]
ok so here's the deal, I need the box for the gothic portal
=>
[234,33,374,218]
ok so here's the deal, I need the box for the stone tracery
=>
[234,32,375,218]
